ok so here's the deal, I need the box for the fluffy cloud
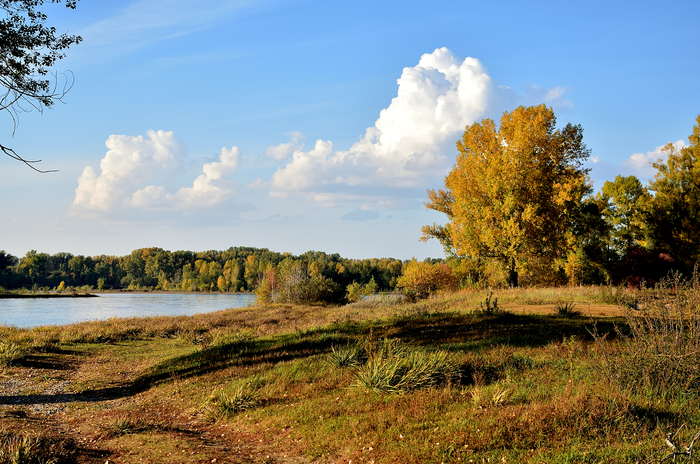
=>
[620,140,686,178]
[268,47,573,204]
[73,130,241,212]
[265,131,304,161]
[586,140,688,189]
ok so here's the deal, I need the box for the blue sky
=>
[1,0,699,260]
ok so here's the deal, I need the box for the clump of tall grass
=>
[0,430,76,464]
[345,293,405,310]
[0,434,38,464]
[103,418,150,437]
[474,291,508,316]
[205,380,263,419]
[594,269,700,396]
[0,342,27,367]
[554,301,581,318]
[326,343,365,368]
[350,338,460,393]
[597,283,637,306]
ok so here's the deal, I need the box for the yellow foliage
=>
[422,105,590,286]
[396,260,457,299]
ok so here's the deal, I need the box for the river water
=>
[0,293,256,328]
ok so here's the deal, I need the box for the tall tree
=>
[1,0,81,170]
[422,105,591,286]
[599,175,651,256]
[647,115,700,269]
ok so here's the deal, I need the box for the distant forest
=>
[0,247,418,295]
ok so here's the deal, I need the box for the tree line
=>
[423,105,700,287]
[0,247,407,299]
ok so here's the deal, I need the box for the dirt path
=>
[0,349,306,464]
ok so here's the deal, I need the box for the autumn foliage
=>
[396,260,458,300]
[422,105,590,287]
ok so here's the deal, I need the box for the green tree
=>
[1,0,82,170]
[276,258,306,303]
[18,250,48,285]
[647,115,700,269]
[422,105,591,287]
[599,175,651,256]
[0,250,18,288]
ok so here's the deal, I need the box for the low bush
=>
[0,341,27,367]
[594,269,700,396]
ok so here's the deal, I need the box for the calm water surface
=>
[0,293,256,328]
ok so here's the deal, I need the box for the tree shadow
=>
[0,311,625,406]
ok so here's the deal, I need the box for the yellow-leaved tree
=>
[422,105,591,287]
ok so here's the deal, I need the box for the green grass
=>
[2,284,697,463]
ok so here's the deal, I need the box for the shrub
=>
[254,276,273,305]
[0,341,27,367]
[298,275,345,305]
[594,269,700,396]
[396,260,458,301]
[346,277,378,303]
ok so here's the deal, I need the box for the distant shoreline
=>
[0,290,253,298]
[0,293,98,299]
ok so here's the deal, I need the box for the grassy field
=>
[1,283,700,463]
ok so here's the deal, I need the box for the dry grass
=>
[594,270,700,396]
[0,284,695,463]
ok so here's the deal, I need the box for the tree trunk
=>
[508,259,519,288]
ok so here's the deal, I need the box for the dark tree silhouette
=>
[1,0,82,171]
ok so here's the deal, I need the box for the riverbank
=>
[0,292,97,299]
[0,285,695,463]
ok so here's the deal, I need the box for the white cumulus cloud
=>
[73,130,186,211]
[586,140,688,190]
[265,131,305,161]
[268,47,573,204]
[73,130,241,212]
[620,140,687,178]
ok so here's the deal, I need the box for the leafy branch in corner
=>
[1,0,82,171]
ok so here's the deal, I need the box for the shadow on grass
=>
[137,312,622,388]
[0,312,624,405]
[386,311,622,349]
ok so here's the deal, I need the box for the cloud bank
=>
[268,47,573,205]
[73,130,241,212]
[73,47,576,215]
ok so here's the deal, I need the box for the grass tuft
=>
[103,418,150,437]
[351,338,460,393]
[0,342,27,367]
[205,382,262,419]
[554,301,581,318]
[0,430,76,464]
[326,343,365,368]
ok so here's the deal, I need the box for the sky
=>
[1,0,699,260]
